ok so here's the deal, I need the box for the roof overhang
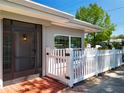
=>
[0,0,101,32]
[0,0,69,23]
[52,22,100,32]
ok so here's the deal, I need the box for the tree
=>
[76,3,116,47]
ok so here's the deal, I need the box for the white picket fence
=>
[46,48,68,84]
[46,48,123,87]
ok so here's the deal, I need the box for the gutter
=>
[71,19,101,30]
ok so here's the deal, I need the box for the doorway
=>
[3,19,42,81]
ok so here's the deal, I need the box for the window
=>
[71,37,81,48]
[55,35,69,48]
[54,35,82,49]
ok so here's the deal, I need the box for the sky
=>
[33,0,124,36]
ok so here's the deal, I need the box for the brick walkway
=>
[0,77,66,93]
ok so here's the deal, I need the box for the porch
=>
[46,48,123,87]
[0,77,66,93]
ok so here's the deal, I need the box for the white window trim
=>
[54,34,82,48]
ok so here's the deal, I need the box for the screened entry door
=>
[3,19,42,81]
[14,31,37,78]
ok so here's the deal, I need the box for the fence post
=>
[112,48,116,68]
[95,49,99,76]
[66,48,74,87]
[46,48,50,75]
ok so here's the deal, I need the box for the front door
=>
[13,31,37,78]
[3,19,42,81]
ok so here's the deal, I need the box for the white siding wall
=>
[0,18,3,87]
[1,11,51,26]
[44,25,84,48]
[42,25,84,75]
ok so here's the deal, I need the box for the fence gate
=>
[46,48,71,85]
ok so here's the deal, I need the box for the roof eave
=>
[52,22,101,32]
[0,0,70,23]
[6,0,74,19]
[2,0,102,32]
[71,19,102,31]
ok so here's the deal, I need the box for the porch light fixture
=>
[23,34,27,41]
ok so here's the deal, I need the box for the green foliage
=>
[112,42,123,49]
[111,34,124,39]
[98,42,113,50]
[84,40,88,48]
[122,40,124,46]
[76,3,116,47]
[111,34,124,49]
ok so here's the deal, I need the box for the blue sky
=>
[33,0,124,36]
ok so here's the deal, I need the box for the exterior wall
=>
[43,25,84,48]
[0,11,51,26]
[42,25,84,76]
[82,33,85,50]
[0,18,3,87]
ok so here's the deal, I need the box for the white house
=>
[0,0,101,87]
[110,39,124,43]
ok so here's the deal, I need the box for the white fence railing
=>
[46,48,123,87]
[46,48,68,84]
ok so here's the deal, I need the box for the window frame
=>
[71,36,82,48]
[54,34,82,49]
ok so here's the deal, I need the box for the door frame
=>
[3,19,42,81]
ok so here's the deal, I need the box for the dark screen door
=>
[3,19,42,81]
[13,31,37,78]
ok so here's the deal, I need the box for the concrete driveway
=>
[62,65,124,93]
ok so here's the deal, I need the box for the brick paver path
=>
[0,77,66,93]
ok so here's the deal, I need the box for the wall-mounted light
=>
[23,34,27,41]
